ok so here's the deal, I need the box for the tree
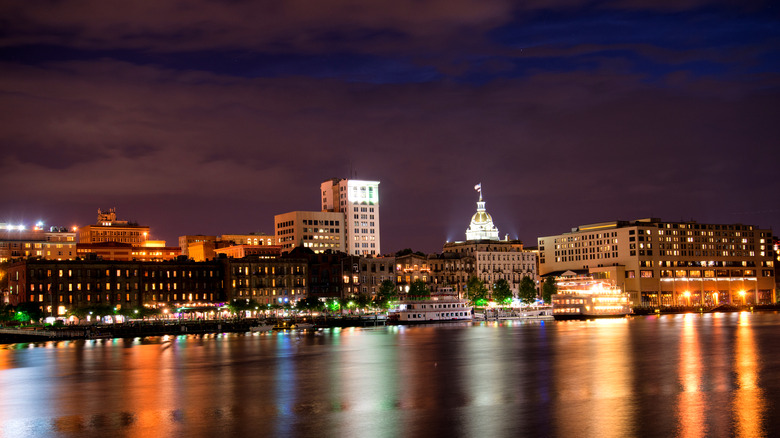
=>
[324,298,341,313]
[466,276,488,305]
[408,280,430,299]
[518,276,537,305]
[541,276,557,304]
[492,279,512,305]
[227,299,259,317]
[16,302,44,323]
[67,304,113,323]
[114,306,143,322]
[339,297,353,314]
[355,293,371,310]
[0,304,14,322]
[375,280,397,309]
[297,296,324,313]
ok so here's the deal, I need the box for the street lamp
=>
[683,291,691,307]
[739,290,746,306]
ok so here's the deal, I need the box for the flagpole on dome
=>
[474,183,482,201]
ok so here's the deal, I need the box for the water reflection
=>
[733,312,766,438]
[554,318,634,438]
[677,314,705,437]
[0,314,779,437]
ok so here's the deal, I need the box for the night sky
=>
[1,1,778,253]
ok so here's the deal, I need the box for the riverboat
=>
[552,275,631,320]
[389,289,473,323]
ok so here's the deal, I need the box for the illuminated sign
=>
[347,180,379,204]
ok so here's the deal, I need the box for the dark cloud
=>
[0,0,778,252]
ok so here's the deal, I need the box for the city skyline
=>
[1,1,778,253]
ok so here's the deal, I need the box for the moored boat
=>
[250,322,274,332]
[389,289,472,324]
[552,274,631,320]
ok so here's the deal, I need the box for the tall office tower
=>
[320,178,381,256]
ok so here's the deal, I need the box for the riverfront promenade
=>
[2,304,778,343]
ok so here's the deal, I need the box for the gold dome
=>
[471,211,493,224]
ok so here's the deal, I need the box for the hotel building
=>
[538,218,776,306]
[320,178,381,256]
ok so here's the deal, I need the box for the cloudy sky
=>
[1,0,778,253]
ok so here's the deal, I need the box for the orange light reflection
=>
[732,312,766,438]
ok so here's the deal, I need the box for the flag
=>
[474,183,481,192]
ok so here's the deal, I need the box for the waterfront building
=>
[78,208,150,245]
[357,256,396,296]
[5,258,225,315]
[774,236,780,294]
[224,255,307,305]
[395,252,431,292]
[320,178,381,256]
[0,224,77,262]
[274,211,345,253]
[441,185,538,298]
[303,250,344,300]
[537,218,776,306]
[428,252,476,298]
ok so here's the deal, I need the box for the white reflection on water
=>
[463,323,506,437]
[677,313,705,437]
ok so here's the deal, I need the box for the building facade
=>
[179,235,216,257]
[538,218,776,306]
[358,256,396,296]
[179,233,276,261]
[75,242,181,261]
[5,259,225,314]
[78,208,151,245]
[274,211,345,253]
[320,178,381,256]
[428,252,476,298]
[214,245,281,259]
[224,256,308,305]
[0,225,77,262]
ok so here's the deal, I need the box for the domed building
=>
[433,184,538,300]
[466,189,500,241]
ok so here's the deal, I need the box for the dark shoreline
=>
[0,315,387,344]
[2,306,779,344]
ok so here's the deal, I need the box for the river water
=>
[1,312,778,438]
